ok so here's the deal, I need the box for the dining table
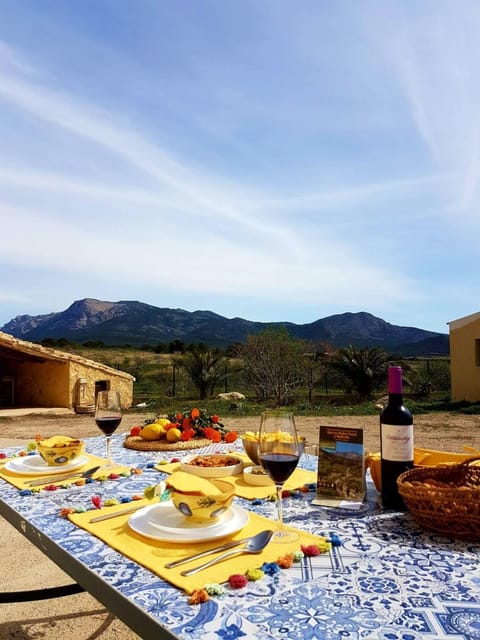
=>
[1,432,480,640]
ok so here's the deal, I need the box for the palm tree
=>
[331,345,389,401]
[180,349,225,400]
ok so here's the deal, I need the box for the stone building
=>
[0,331,134,412]
[449,312,480,402]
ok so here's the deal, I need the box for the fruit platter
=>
[124,407,237,451]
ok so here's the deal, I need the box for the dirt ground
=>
[1,410,479,640]
[2,409,480,454]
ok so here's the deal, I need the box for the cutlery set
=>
[26,465,100,487]
[168,529,274,575]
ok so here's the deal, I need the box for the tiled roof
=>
[0,331,135,380]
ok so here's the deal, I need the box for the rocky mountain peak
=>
[0,298,449,356]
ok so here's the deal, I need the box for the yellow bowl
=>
[241,433,306,466]
[36,436,84,466]
[169,478,235,524]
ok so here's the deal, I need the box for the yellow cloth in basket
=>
[366,446,480,492]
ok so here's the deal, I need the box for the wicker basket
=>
[397,456,480,541]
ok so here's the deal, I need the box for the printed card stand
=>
[312,425,366,510]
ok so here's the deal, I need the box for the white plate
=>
[180,454,244,478]
[243,465,273,487]
[5,454,89,476]
[128,501,249,543]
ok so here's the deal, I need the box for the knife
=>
[89,483,169,523]
[26,465,100,487]
[89,503,147,523]
[164,535,254,569]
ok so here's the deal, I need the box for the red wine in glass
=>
[95,391,122,468]
[258,410,300,543]
[258,453,299,484]
[95,416,122,436]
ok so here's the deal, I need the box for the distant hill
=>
[1,298,449,356]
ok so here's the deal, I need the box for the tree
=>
[180,349,225,399]
[240,327,308,405]
[410,359,451,399]
[331,345,389,401]
[168,339,185,354]
[310,342,336,396]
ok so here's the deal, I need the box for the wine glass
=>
[258,410,300,543]
[95,390,122,468]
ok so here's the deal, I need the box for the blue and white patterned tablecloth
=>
[1,434,480,640]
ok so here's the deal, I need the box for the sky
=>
[0,1,479,335]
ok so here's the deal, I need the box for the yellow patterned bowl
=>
[167,474,235,523]
[36,436,84,466]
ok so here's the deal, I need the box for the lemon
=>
[140,423,164,441]
[166,427,182,443]
[155,418,171,427]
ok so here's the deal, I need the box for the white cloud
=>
[1,4,479,334]
[379,2,480,217]
[0,292,31,304]
[0,196,420,312]
[0,46,423,307]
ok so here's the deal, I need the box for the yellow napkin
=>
[69,500,328,594]
[156,458,318,500]
[366,446,480,492]
[0,453,128,489]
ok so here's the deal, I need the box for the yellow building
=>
[0,331,134,412]
[449,312,480,402]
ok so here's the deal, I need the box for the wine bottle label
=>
[381,423,414,461]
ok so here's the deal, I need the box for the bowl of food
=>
[36,435,84,466]
[166,471,235,523]
[179,454,244,477]
[241,431,306,466]
[243,465,273,486]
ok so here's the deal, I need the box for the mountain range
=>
[1,298,449,356]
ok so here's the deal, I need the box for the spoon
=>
[180,529,274,576]
[26,465,100,487]
[165,533,261,569]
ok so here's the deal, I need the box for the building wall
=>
[11,360,70,407]
[69,361,133,410]
[0,332,134,410]
[450,318,480,401]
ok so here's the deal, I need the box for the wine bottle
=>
[380,366,413,510]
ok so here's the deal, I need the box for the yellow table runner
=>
[156,456,318,500]
[0,453,128,489]
[69,500,328,594]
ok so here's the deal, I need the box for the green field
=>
[55,344,473,418]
